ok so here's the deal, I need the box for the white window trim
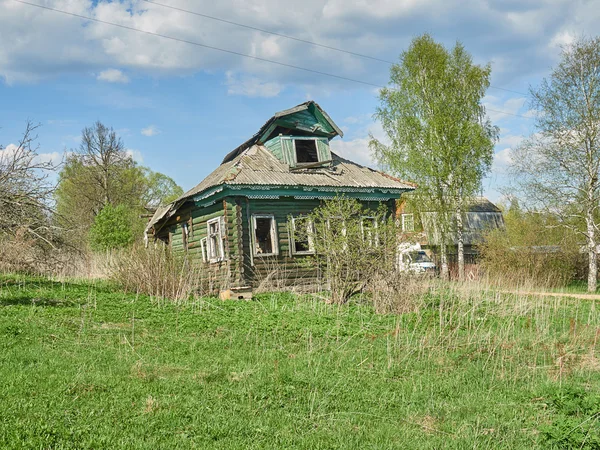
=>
[252,214,279,257]
[401,213,415,233]
[361,216,379,247]
[200,237,208,263]
[291,216,315,255]
[182,222,189,251]
[206,217,225,263]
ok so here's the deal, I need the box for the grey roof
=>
[146,145,415,233]
[467,197,502,213]
[421,198,505,246]
[221,101,343,164]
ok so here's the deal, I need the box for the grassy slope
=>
[0,276,599,449]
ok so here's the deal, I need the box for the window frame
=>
[361,216,379,247]
[200,237,208,263]
[401,213,415,233]
[181,222,189,251]
[292,138,321,165]
[252,214,279,257]
[290,216,315,255]
[206,217,225,263]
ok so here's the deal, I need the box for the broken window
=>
[206,217,224,262]
[294,139,319,164]
[253,215,278,256]
[291,216,315,255]
[401,214,415,233]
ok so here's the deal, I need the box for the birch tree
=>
[370,34,498,279]
[511,36,600,292]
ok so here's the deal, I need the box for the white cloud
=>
[329,119,388,168]
[484,96,531,123]
[97,68,130,83]
[2,0,597,92]
[225,71,282,97]
[125,148,144,162]
[330,136,374,167]
[492,147,514,174]
[1,143,63,166]
[141,125,160,137]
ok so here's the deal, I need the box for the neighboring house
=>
[145,101,415,295]
[401,197,505,261]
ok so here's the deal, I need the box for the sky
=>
[1,0,597,203]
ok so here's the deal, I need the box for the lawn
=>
[0,275,599,449]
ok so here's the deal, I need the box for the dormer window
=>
[294,139,319,163]
[263,135,332,168]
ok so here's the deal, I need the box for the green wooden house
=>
[145,101,415,296]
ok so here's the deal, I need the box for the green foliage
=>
[1,275,599,448]
[371,34,498,276]
[142,168,184,208]
[479,202,584,288]
[540,386,600,449]
[54,122,183,250]
[88,204,134,251]
[301,196,401,304]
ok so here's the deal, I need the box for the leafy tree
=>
[370,34,498,280]
[89,204,134,251]
[55,121,183,249]
[142,169,184,209]
[511,36,600,292]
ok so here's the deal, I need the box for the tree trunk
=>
[456,206,465,281]
[586,213,597,292]
[440,244,449,280]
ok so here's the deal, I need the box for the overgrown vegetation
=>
[0,275,598,448]
[107,244,202,302]
[480,200,585,288]
[294,196,427,308]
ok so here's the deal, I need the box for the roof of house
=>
[467,197,502,213]
[421,197,504,246]
[146,144,416,232]
[221,101,343,164]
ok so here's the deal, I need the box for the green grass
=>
[0,275,599,449]
[549,280,599,295]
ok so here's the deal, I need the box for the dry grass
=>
[106,245,208,302]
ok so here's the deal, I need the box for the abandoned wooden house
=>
[145,101,415,296]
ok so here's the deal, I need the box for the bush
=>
[299,196,427,307]
[479,229,582,288]
[89,204,134,252]
[479,204,584,289]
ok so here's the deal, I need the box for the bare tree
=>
[512,36,600,292]
[0,121,58,246]
[76,121,132,211]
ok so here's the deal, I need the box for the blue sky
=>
[1,0,596,202]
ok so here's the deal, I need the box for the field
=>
[0,275,599,449]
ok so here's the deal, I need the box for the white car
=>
[398,243,437,273]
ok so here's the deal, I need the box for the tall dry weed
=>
[107,245,207,302]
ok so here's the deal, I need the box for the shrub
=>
[89,204,134,252]
[479,204,584,289]
[298,196,427,307]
